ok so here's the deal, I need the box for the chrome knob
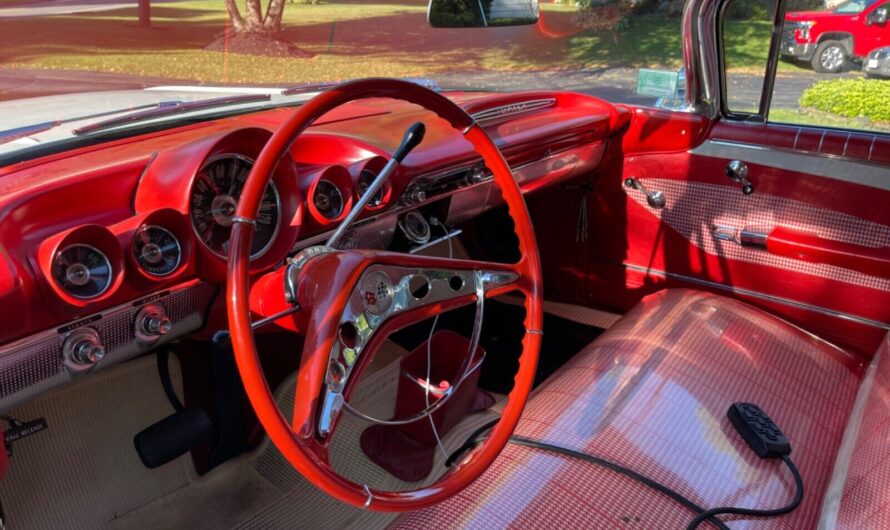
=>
[467,165,487,185]
[62,327,105,373]
[407,186,426,204]
[144,313,173,336]
[135,303,172,343]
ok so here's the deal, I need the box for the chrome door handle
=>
[726,160,754,195]
[624,177,666,209]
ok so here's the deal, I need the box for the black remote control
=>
[728,402,791,459]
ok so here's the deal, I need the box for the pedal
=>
[727,402,791,459]
[134,407,212,469]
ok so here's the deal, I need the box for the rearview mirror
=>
[868,6,888,24]
[428,0,539,28]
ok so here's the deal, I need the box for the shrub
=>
[800,78,890,123]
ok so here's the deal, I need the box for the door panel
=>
[579,114,890,356]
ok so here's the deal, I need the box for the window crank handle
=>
[624,177,666,209]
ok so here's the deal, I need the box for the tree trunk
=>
[138,0,151,27]
[245,0,266,32]
[263,0,286,33]
[225,0,246,32]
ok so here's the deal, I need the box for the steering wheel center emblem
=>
[360,270,394,315]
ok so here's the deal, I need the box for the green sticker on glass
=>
[637,69,679,98]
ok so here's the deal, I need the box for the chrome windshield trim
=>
[0,121,60,145]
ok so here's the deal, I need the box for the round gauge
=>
[398,211,431,244]
[51,244,113,299]
[133,225,181,277]
[357,169,384,207]
[313,180,344,219]
[190,154,281,259]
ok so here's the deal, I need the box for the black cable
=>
[685,454,804,530]
[157,351,185,413]
[448,420,730,530]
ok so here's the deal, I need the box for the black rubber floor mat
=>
[390,300,604,395]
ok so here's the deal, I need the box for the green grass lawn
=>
[0,0,801,85]
[770,108,890,132]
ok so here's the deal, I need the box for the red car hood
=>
[785,10,843,20]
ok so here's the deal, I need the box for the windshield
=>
[0,0,694,158]
[833,0,878,13]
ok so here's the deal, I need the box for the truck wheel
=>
[812,41,848,73]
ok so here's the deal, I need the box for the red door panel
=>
[577,113,890,356]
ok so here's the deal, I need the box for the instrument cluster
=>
[303,155,392,227]
[38,208,193,307]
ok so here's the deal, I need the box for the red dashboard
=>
[0,89,626,407]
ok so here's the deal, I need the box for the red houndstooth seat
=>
[390,289,889,529]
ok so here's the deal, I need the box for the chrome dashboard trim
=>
[622,262,890,331]
[691,139,890,191]
[293,142,600,253]
[0,280,214,412]
[470,98,556,122]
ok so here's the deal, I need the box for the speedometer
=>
[190,154,280,259]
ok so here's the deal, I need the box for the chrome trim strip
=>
[818,346,882,530]
[231,216,256,227]
[692,140,890,191]
[622,262,890,330]
[470,98,556,122]
[409,228,463,254]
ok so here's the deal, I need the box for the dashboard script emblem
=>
[360,271,394,315]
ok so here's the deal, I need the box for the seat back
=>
[825,334,890,529]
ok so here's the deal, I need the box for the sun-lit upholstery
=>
[389,289,869,529]
[832,335,890,529]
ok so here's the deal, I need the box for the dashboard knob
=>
[62,327,106,373]
[145,313,173,336]
[467,165,487,184]
[408,187,426,204]
[135,304,173,343]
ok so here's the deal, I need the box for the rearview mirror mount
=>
[428,0,539,28]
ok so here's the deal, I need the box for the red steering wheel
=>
[226,78,543,511]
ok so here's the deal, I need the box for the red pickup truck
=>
[781,0,890,73]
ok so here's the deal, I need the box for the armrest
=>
[767,227,890,278]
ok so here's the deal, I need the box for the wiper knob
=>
[393,122,426,163]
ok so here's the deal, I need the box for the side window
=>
[769,0,890,133]
[722,0,777,115]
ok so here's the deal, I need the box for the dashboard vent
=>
[470,98,556,123]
